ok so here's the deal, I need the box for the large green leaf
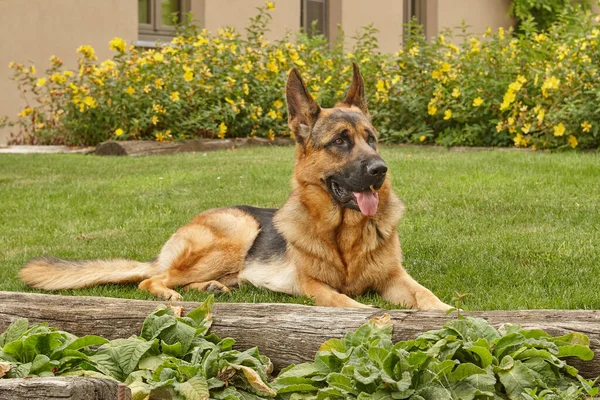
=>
[556,344,594,361]
[0,318,29,347]
[176,375,210,400]
[497,358,536,400]
[445,318,500,342]
[109,337,156,376]
[65,335,109,351]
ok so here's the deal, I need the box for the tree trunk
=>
[0,292,598,378]
[0,377,130,400]
[94,138,294,156]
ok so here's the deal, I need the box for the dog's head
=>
[286,63,387,217]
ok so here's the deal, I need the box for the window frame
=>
[301,0,329,39]
[138,0,190,42]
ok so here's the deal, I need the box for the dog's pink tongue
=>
[353,191,379,216]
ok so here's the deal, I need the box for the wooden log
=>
[0,377,131,400]
[95,138,294,156]
[0,292,598,378]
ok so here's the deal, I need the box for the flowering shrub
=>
[2,2,600,150]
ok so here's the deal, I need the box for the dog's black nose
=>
[367,160,388,176]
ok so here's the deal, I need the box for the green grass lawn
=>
[1,147,599,310]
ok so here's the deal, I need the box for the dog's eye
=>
[333,137,345,145]
[367,135,376,144]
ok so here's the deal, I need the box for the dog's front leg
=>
[300,275,370,308]
[379,270,451,311]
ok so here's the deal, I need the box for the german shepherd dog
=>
[21,64,450,310]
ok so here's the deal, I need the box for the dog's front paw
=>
[412,291,452,311]
[160,289,183,302]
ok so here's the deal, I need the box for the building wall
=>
[436,0,514,39]
[204,0,300,40]
[0,0,138,146]
[339,0,405,53]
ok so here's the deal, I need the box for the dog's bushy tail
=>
[20,257,158,290]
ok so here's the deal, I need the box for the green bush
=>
[2,1,600,150]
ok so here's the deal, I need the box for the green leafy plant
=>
[273,315,597,399]
[0,298,597,399]
[0,297,276,399]
[509,0,590,32]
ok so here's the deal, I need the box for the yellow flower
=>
[265,1,275,11]
[266,59,279,73]
[536,108,545,123]
[408,46,419,57]
[243,83,249,95]
[76,45,96,60]
[153,53,164,62]
[419,135,426,142]
[171,91,180,101]
[273,99,284,109]
[155,131,167,142]
[184,71,193,81]
[82,96,97,108]
[109,37,126,53]
[443,109,452,120]
[376,80,389,94]
[427,103,438,116]
[8,61,15,68]
[18,107,34,117]
[441,62,451,73]
[568,135,578,148]
[534,33,546,43]
[152,104,166,114]
[154,78,164,89]
[553,123,566,137]
[268,129,275,141]
[268,109,277,119]
[36,78,47,87]
[521,123,531,134]
[581,121,592,133]
[513,133,527,147]
[323,76,332,84]
[541,76,560,98]
[64,70,73,77]
[498,27,505,40]
[151,115,159,125]
[125,86,135,95]
[30,65,37,75]
[114,128,124,137]
[218,122,227,139]
[451,87,461,98]
[472,97,484,107]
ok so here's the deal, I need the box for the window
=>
[403,0,427,39]
[138,0,189,42]
[301,0,328,39]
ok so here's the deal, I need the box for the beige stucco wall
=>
[204,0,300,40]
[339,0,405,53]
[436,0,514,39]
[0,0,138,146]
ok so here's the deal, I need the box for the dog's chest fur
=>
[272,183,405,296]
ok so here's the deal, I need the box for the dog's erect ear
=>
[286,68,320,145]
[341,62,369,116]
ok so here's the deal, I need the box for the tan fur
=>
[20,65,450,310]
